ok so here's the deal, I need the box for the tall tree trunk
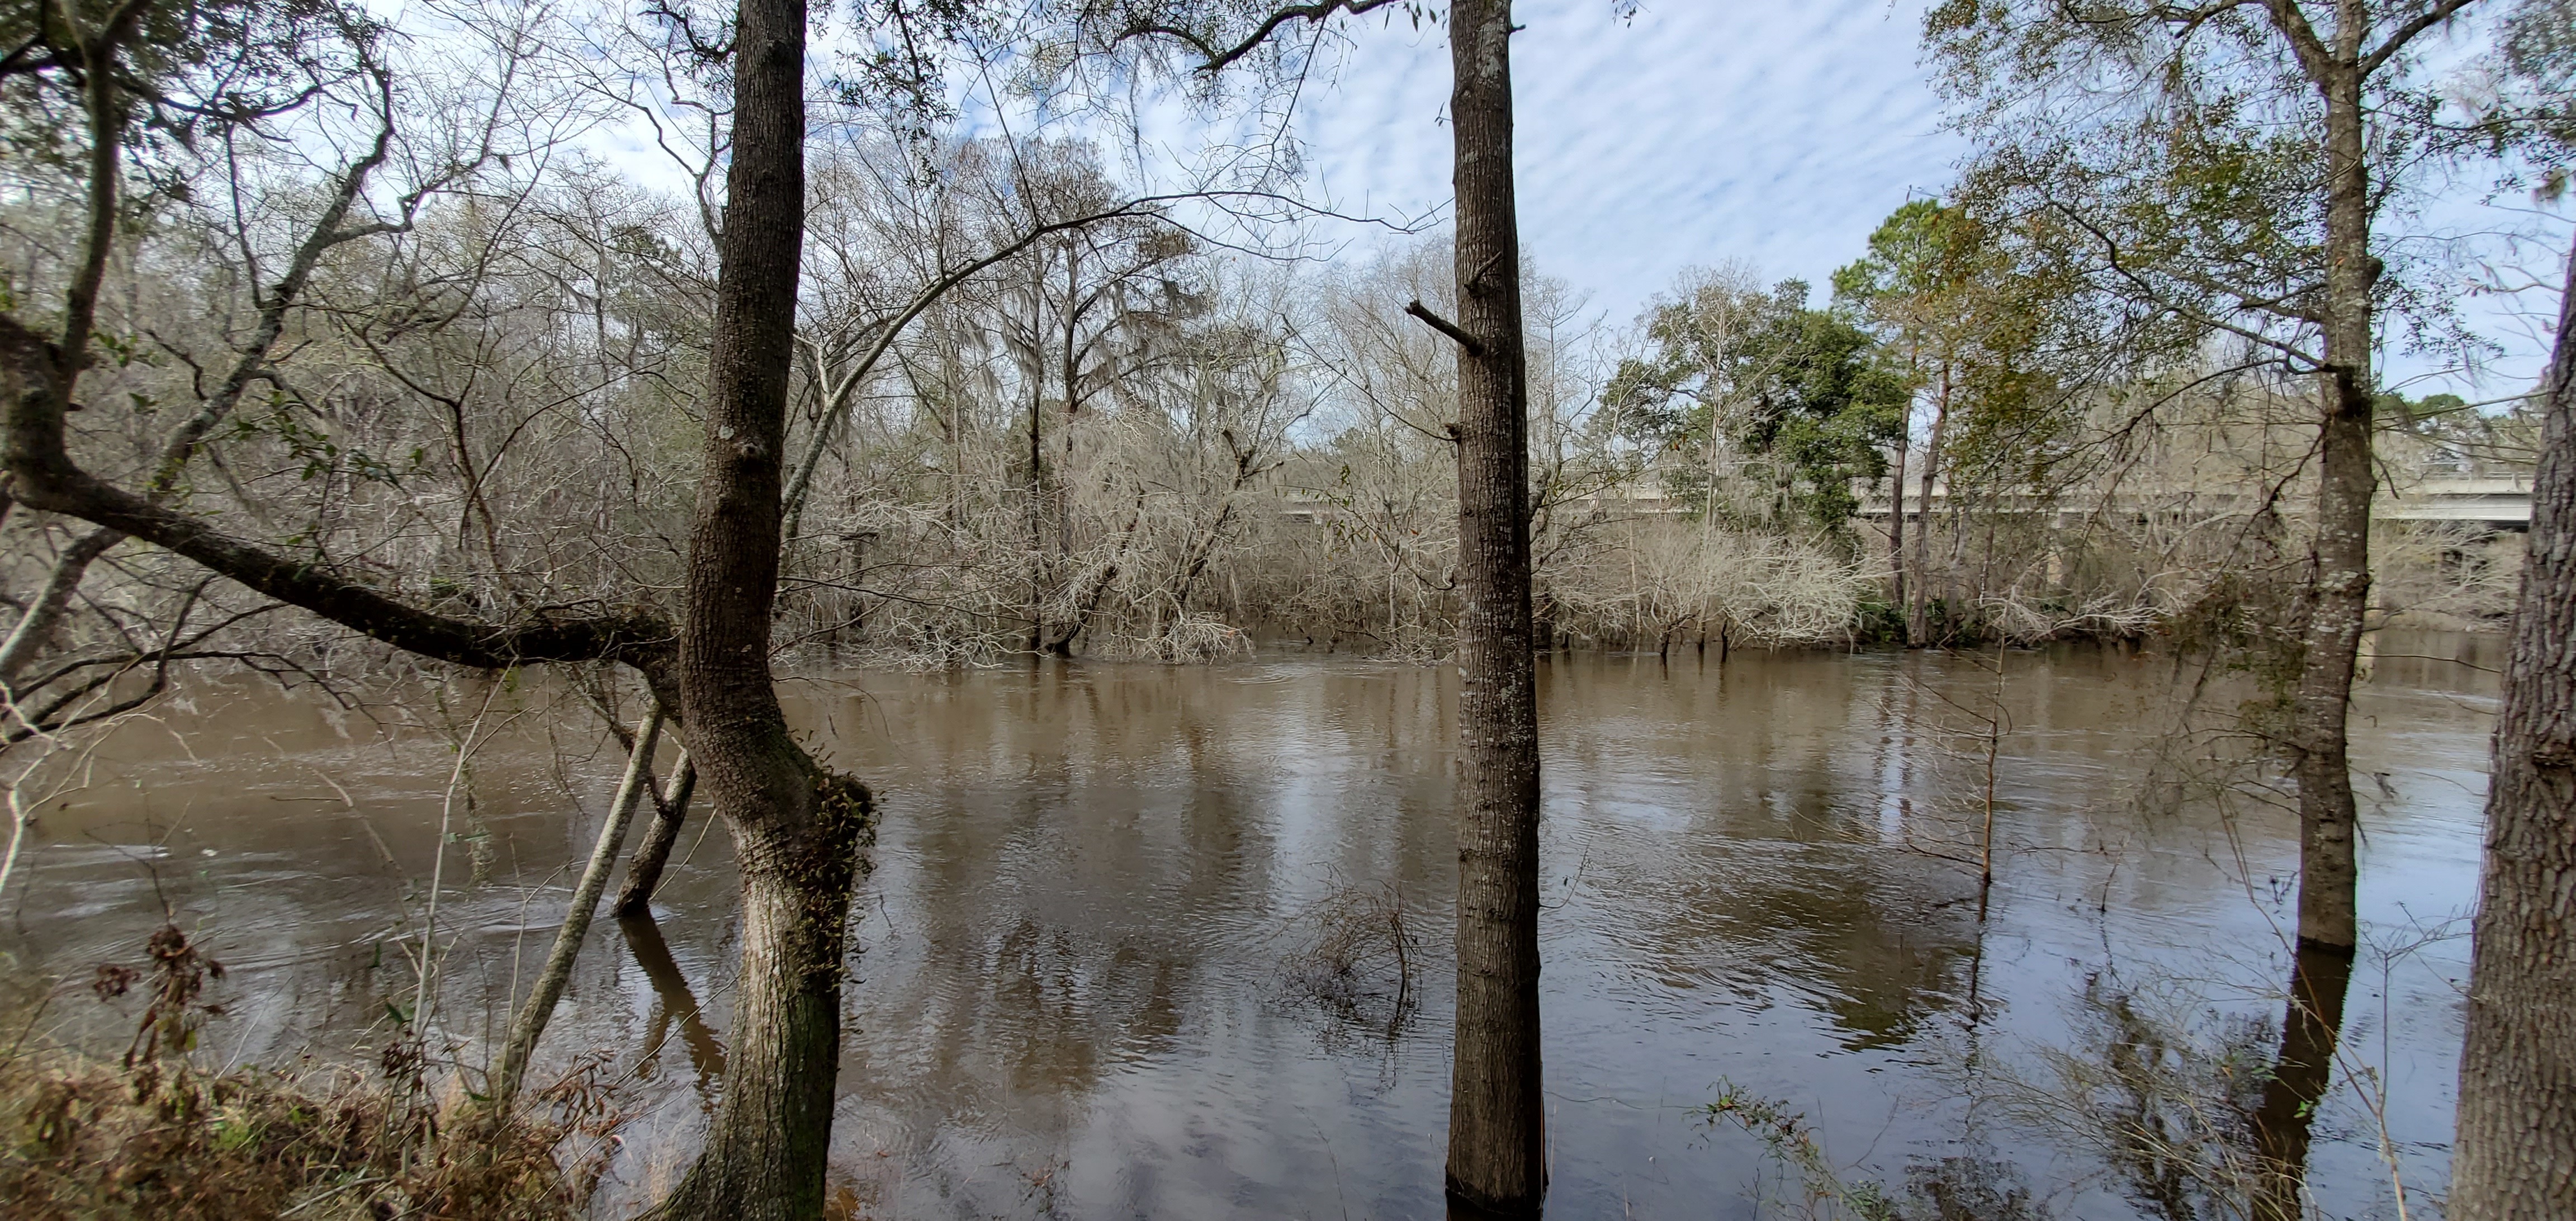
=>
[2449,229,2576,1221]
[1440,1,1545,1213]
[1909,374,1949,646]
[2288,58,2373,953]
[1028,330,1048,653]
[641,0,877,1211]
[2248,938,2355,1221]
[1887,425,1908,642]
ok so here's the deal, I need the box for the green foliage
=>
[226,405,418,489]
[1837,195,2096,520]
[1850,596,1909,647]
[2484,0,2576,181]
[1609,276,1906,532]
[0,0,375,192]
[2378,387,2543,475]
[1832,198,1980,323]
[1704,1081,1900,1220]
[1921,0,2494,377]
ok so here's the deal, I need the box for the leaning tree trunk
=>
[1439,1,1545,1213]
[0,524,121,682]
[489,704,666,1108]
[640,0,876,1212]
[2284,46,2375,954]
[613,752,697,916]
[2448,229,2576,1221]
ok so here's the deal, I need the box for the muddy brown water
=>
[1,636,2501,1219]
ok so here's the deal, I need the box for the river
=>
[1,635,2501,1219]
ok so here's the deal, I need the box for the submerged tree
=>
[1928,0,2496,956]
[0,0,911,1212]
[1834,198,2075,643]
[1421,3,1547,1210]
[628,0,882,1209]
[1110,0,1550,1209]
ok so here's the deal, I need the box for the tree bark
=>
[1908,375,1949,646]
[2285,48,2373,953]
[1887,425,1909,641]
[490,703,665,1108]
[2449,228,2576,1221]
[1027,318,1049,652]
[640,0,877,1210]
[1439,1,1545,1213]
[613,751,697,917]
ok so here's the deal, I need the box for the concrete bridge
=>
[1855,475,2534,530]
[1278,476,2534,530]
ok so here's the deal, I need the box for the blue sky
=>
[1265,0,2561,395]
[1286,0,1966,330]
[581,0,2559,394]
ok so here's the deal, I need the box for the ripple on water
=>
[1,642,2500,1220]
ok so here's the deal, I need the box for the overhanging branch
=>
[1121,0,1407,75]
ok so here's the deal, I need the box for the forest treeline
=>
[0,125,2543,682]
[2,0,2573,1218]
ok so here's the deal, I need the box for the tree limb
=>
[1404,299,1485,357]
[2256,0,2338,84]
[0,31,676,684]
[2360,0,2476,79]
[1124,0,1407,74]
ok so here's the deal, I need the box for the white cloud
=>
[1291,0,1968,326]
[1282,1,2559,392]
[576,0,2558,394]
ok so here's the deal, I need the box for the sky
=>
[1283,0,1967,331]
[577,0,2560,395]
[1251,0,2559,395]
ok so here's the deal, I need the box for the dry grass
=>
[0,924,626,1221]
[1278,880,1420,1040]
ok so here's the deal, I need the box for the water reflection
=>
[618,914,724,1095]
[1,643,2493,1219]
[2250,943,2357,1221]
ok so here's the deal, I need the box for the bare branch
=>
[1123,0,1407,75]
[1403,299,1485,357]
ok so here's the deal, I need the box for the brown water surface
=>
[2,637,2499,1218]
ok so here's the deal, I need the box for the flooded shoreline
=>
[2,637,2498,1218]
